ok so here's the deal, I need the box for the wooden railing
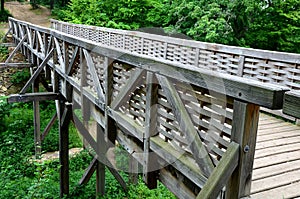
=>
[6,17,288,198]
[50,19,300,91]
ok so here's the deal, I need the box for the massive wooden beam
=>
[143,72,158,189]
[8,92,60,103]
[0,63,32,69]
[283,91,300,119]
[59,102,72,197]
[226,101,260,199]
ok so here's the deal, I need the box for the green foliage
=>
[0,45,9,62]
[0,9,12,22]
[243,0,300,53]
[54,0,166,30]
[10,68,31,84]
[0,97,10,132]
[52,0,300,53]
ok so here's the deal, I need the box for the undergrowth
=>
[0,97,175,198]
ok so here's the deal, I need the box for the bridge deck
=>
[251,113,300,199]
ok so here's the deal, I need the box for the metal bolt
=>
[244,145,250,153]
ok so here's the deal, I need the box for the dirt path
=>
[5,1,51,27]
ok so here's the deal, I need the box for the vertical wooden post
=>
[104,57,116,145]
[143,72,158,189]
[226,100,260,199]
[32,67,41,159]
[59,100,72,197]
[96,122,105,196]
[129,155,139,185]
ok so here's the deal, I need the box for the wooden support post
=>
[129,155,139,185]
[143,72,158,189]
[226,100,260,199]
[96,122,105,196]
[104,57,116,145]
[32,72,41,159]
[80,48,89,148]
[59,101,72,197]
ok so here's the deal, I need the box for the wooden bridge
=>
[1,17,300,199]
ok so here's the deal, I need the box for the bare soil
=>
[5,1,51,27]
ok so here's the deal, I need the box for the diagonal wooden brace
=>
[5,33,28,64]
[157,75,215,177]
[20,49,54,94]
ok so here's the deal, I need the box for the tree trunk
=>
[1,0,4,12]
[50,0,54,9]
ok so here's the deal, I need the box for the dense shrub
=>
[0,9,12,22]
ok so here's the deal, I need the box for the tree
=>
[1,0,4,12]
[244,0,300,53]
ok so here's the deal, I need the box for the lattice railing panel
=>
[243,57,300,90]
[112,63,135,99]
[157,79,234,166]
[51,19,300,94]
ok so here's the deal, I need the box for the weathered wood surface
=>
[51,19,300,91]
[6,17,300,199]
[283,91,300,119]
[251,113,300,199]
[8,92,60,103]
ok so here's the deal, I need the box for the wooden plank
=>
[252,159,300,180]
[256,129,300,143]
[197,142,239,199]
[253,150,300,169]
[20,49,54,94]
[83,49,105,102]
[258,121,295,131]
[283,91,300,119]
[260,108,296,122]
[226,101,260,199]
[258,124,299,136]
[251,181,300,199]
[255,135,300,150]
[111,68,145,110]
[255,142,300,159]
[252,169,300,194]
[157,75,214,177]
[8,92,60,103]
[143,72,158,189]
